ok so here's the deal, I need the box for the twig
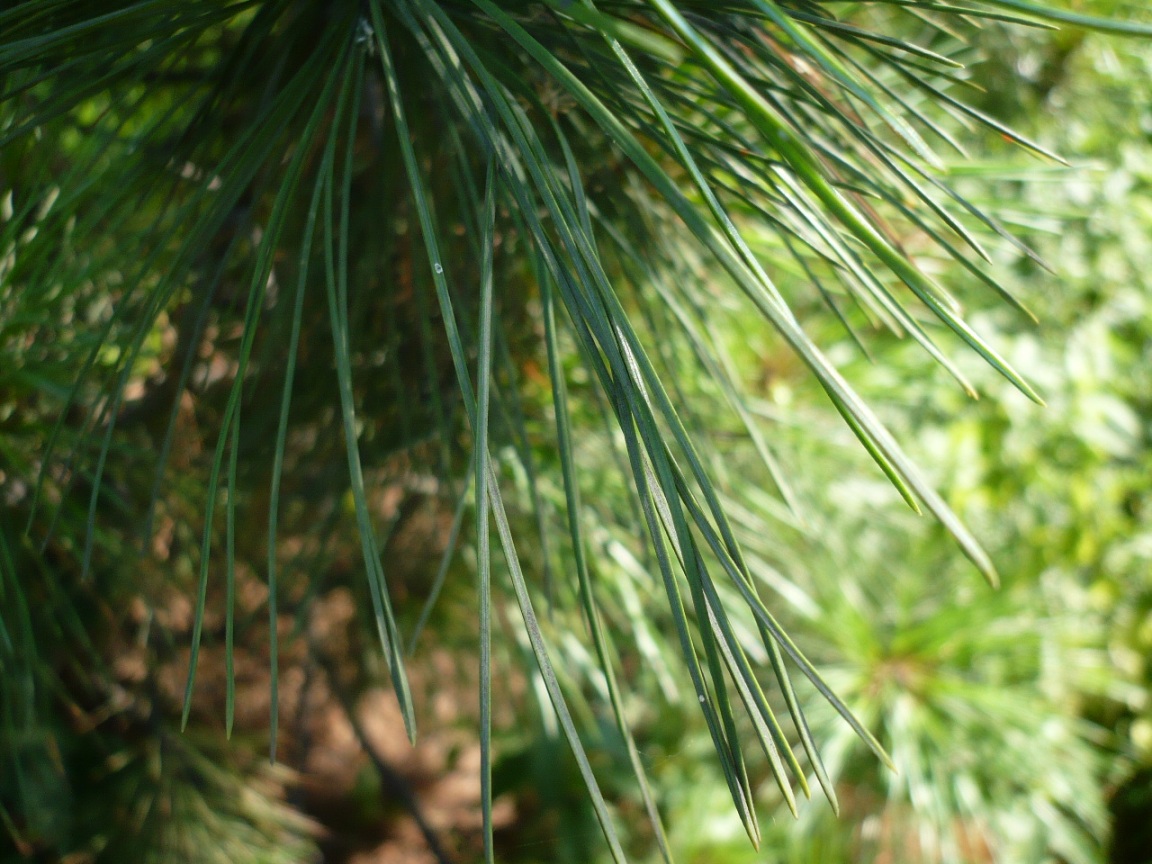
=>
[310,644,455,864]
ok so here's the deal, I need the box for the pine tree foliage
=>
[2,0,1150,860]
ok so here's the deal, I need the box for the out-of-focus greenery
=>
[635,17,1152,864]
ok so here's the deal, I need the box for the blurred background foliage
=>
[2,2,1152,864]
[690,13,1152,862]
